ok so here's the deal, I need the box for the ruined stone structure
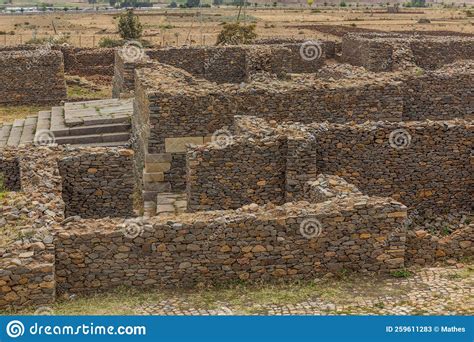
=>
[59,149,135,219]
[186,117,472,216]
[0,45,115,77]
[0,50,67,105]
[130,60,472,212]
[0,33,472,310]
[341,33,474,72]
[112,41,335,97]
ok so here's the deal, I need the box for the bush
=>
[216,22,257,45]
[186,0,200,7]
[118,9,143,40]
[25,34,70,45]
[168,1,177,7]
[98,37,124,48]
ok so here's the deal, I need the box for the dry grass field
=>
[0,6,472,47]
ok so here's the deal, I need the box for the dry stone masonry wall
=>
[342,33,474,72]
[0,50,67,105]
[185,117,472,217]
[54,196,407,293]
[186,136,288,211]
[113,41,333,96]
[58,148,136,219]
[0,157,21,191]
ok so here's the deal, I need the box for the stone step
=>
[50,106,67,136]
[145,153,172,173]
[143,181,171,192]
[7,119,25,147]
[156,193,187,216]
[54,132,130,145]
[36,111,52,132]
[19,116,38,145]
[52,122,131,138]
[75,141,130,147]
[143,171,164,183]
[0,124,12,147]
[66,115,131,127]
[143,201,156,218]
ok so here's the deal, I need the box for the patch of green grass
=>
[446,266,473,281]
[67,84,111,101]
[0,105,50,124]
[390,269,412,278]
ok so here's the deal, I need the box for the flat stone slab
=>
[64,98,133,127]
[156,193,187,216]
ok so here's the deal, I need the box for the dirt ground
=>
[0,7,472,47]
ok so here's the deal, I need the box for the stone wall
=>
[135,62,472,154]
[112,52,154,98]
[342,33,474,72]
[303,174,363,203]
[132,62,472,202]
[58,149,135,219]
[185,117,472,216]
[0,50,67,105]
[147,45,248,84]
[113,42,332,97]
[186,136,288,211]
[0,157,21,191]
[405,225,473,265]
[134,63,404,154]
[402,64,474,120]
[0,146,64,310]
[310,120,473,215]
[59,46,115,77]
[0,246,55,309]
[54,197,407,293]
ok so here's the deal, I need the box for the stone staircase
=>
[0,99,132,148]
[141,152,188,217]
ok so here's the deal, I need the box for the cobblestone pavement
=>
[133,265,473,316]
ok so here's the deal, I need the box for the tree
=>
[186,0,200,7]
[118,9,143,40]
